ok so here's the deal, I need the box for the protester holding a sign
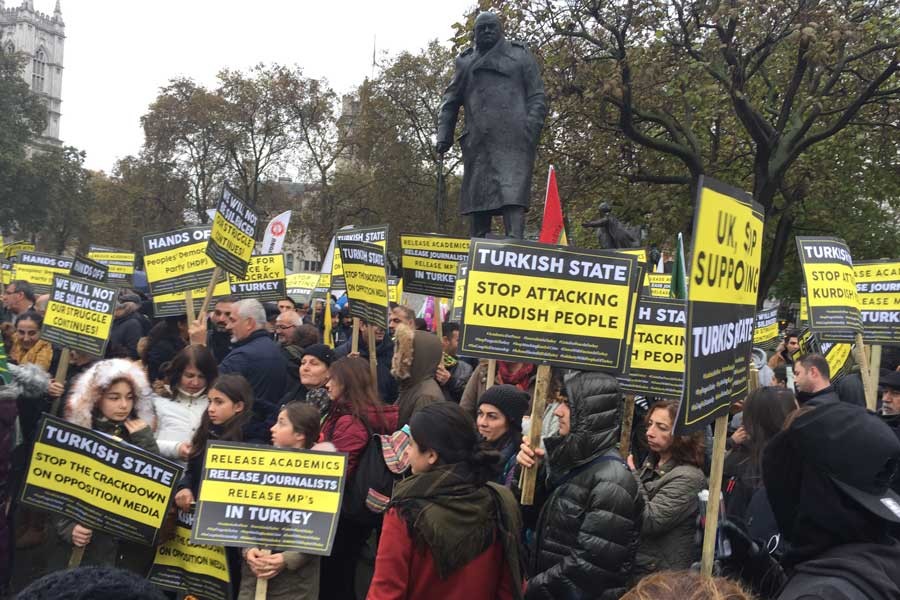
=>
[436,321,473,404]
[10,311,53,371]
[51,359,160,573]
[627,401,707,577]
[515,371,644,599]
[237,402,330,600]
[173,374,265,593]
[461,360,536,418]
[369,402,524,600]
[153,346,218,464]
[107,293,145,360]
[319,357,398,600]
[767,330,801,369]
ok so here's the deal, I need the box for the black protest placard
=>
[331,226,389,290]
[337,227,389,329]
[449,263,468,323]
[796,236,861,342]
[21,415,183,545]
[648,273,672,297]
[460,239,639,371]
[87,246,136,287]
[206,187,259,279]
[13,251,73,294]
[148,510,231,600]
[70,254,108,283]
[228,254,286,302]
[400,233,470,298]
[854,259,900,344]
[681,177,764,433]
[42,274,117,357]
[192,442,347,554]
[753,307,780,351]
[143,226,225,295]
[617,297,685,399]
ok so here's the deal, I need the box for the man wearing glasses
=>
[2,280,36,324]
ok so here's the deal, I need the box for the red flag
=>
[538,166,568,245]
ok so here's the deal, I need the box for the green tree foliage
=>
[0,49,47,224]
[142,78,228,223]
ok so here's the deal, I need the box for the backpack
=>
[341,427,401,527]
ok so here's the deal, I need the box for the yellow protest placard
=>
[796,236,861,341]
[337,228,389,329]
[449,264,468,323]
[400,234,470,298]
[229,254,286,302]
[87,246,135,287]
[13,252,73,294]
[618,297,686,398]
[148,510,230,600]
[143,226,225,295]
[460,239,639,371]
[753,307,780,351]
[648,273,672,297]
[682,176,764,431]
[206,187,259,278]
[286,273,321,306]
[3,241,34,260]
[43,275,116,357]
[854,259,900,344]
[193,442,347,555]
[21,416,182,545]
[0,260,12,286]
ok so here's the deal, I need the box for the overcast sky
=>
[45,0,473,172]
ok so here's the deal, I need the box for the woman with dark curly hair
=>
[627,400,707,576]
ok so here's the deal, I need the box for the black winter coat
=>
[219,329,288,439]
[525,371,644,600]
[107,312,144,359]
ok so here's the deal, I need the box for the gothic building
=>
[0,0,64,147]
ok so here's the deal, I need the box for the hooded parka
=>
[391,324,444,428]
[525,371,643,600]
[51,359,160,574]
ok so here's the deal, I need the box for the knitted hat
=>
[301,343,336,366]
[477,384,530,432]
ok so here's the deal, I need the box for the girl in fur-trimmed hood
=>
[50,358,160,575]
[64,358,156,434]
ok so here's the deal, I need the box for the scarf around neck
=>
[497,361,534,390]
[389,463,524,594]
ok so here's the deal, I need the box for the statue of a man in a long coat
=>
[436,12,547,239]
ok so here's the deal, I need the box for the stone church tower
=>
[0,0,65,147]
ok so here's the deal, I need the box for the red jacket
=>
[321,402,398,476]
[367,508,517,600]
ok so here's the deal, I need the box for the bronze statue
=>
[436,11,547,239]
[583,202,642,249]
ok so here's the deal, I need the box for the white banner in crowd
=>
[261,210,292,254]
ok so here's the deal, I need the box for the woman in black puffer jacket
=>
[516,371,645,600]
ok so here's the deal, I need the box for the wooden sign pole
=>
[184,289,195,323]
[367,325,377,382]
[485,359,497,391]
[49,349,70,417]
[434,297,443,338]
[700,365,758,577]
[520,364,551,505]
[852,333,877,411]
[198,266,223,322]
[254,548,271,599]
[351,318,360,355]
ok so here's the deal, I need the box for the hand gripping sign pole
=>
[368,326,378,382]
[255,548,272,600]
[619,396,636,460]
[852,333,877,411]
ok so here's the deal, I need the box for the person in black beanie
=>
[477,384,529,487]
[279,343,335,420]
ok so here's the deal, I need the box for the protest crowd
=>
[1,211,899,600]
